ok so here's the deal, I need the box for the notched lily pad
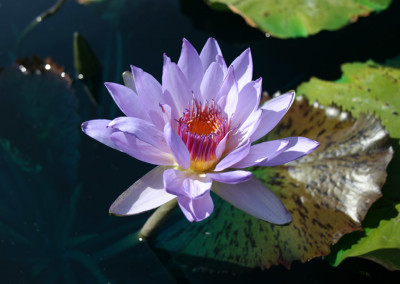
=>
[153,96,393,270]
[205,0,391,38]
[297,60,400,142]
[332,204,400,271]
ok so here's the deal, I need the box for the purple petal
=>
[162,55,192,119]
[163,169,212,198]
[259,137,319,166]
[232,139,290,168]
[216,54,228,76]
[81,119,119,150]
[250,91,295,142]
[178,38,203,96]
[207,170,252,184]
[164,123,190,169]
[216,67,238,119]
[200,62,224,102]
[231,78,261,127]
[199,38,222,70]
[215,131,230,162]
[110,132,175,166]
[108,117,168,152]
[231,48,252,90]
[131,65,163,103]
[213,177,292,224]
[104,82,148,119]
[215,140,250,171]
[109,166,175,215]
[122,71,137,92]
[225,109,262,153]
[177,192,214,222]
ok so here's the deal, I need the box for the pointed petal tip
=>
[130,64,141,72]
[81,121,88,132]
[276,209,293,225]
[163,53,171,63]
[307,139,320,154]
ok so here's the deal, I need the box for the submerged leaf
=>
[297,60,400,142]
[153,97,392,270]
[0,57,79,186]
[205,0,391,38]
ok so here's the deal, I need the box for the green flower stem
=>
[139,198,178,240]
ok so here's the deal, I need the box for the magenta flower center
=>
[178,99,230,171]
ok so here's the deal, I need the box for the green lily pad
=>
[153,97,393,270]
[331,204,400,271]
[297,60,400,142]
[205,0,391,38]
[327,130,400,270]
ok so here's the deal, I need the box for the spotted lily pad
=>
[153,97,393,269]
[206,0,391,38]
[297,60,400,143]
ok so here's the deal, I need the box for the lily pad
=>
[205,0,391,38]
[0,58,174,282]
[297,60,400,142]
[0,57,79,186]
[331,204,400,271]
[153,97,393,270]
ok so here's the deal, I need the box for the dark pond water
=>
[1,0,400,283]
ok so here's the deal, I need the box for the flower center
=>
[178,99,230,171]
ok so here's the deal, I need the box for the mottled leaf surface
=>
[297,60,400,142]
[153,97,393,269]
[206,0,391,38]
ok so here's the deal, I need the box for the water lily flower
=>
[82,38,319,224]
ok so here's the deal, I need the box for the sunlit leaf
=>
[297,60,400,143]
[331,204,400,271]
[205,0,391,38]
[327,133,400,270]
[153,97,393,270]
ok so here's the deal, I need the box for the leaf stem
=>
[139,199,178,240]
